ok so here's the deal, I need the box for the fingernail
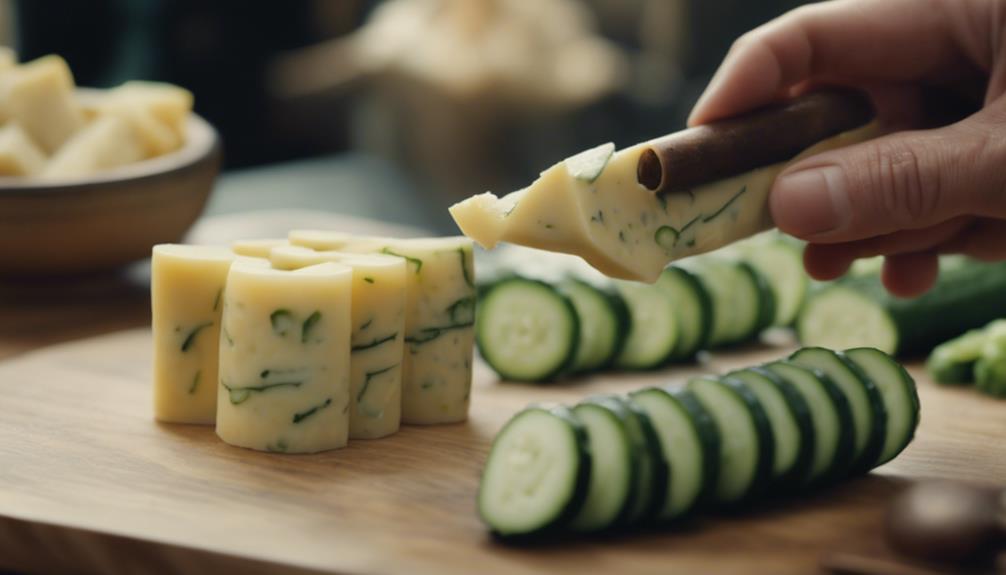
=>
[772,165,849,237]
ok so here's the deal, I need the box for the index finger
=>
[688,0,982,126]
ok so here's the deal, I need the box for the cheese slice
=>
[151,244,236,424]
[0,123,45,176]
[231,238,290,258]
[1,55,84,154]
[43,115,144,178]
[216,259,353,453]
[288,232,476,425]
[449,124,877,283]
[271,246,406,439]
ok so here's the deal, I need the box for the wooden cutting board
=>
[0,329,1003,575]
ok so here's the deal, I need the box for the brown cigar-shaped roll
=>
[637,88,875,194]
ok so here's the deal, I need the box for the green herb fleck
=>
[702,185,747,223]
[222,327,234,347]
[503,203,518,217]
[301,311,322,343]
[359,318,373,331]
[618,230,627,243]
[270,310,295,336]
[656,194,668,213]
[458,247,474,289]
[685,239,696,247]
[357,363,399,403]
[565,142,615,182]
[405,322,474,346]
[181,322,213,352]
[223,381,303,405]
[351,332,398,352]
[420,381,434,390]
[267,439,288,453]
[212,288,223,312]
[654,226,680,251]
[363,276,375,284]
[590,210,605,224]
[679,215,700,234]
[188,370,201,395]
[544,223,554,229]
[447,296,476,324]
[292,397,333,424]
[260,368,305,380]
[381,247,422,274]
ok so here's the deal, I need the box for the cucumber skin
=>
[719,377,775,503]
[572,396,639,531]
[663,267,714,362]
[844,347,921,468]
[557,279,631,373]
[805,259,1006,356]
[668,388,721,511]
[476,277,580,382]
[619,396,669,525]
[739,261,777,337]
[481,405,593,539]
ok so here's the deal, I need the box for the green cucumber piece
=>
[662,266,714,361]
[618,395,669,525]
[926,328,987,384]
[843,347,920,468]
[613,280,679,370]
[569,397,638,532]
[557,279,630,373]
[683,258,771,347]
[476,277,579,382]
[478,406,591,537]
[735,234,808,326]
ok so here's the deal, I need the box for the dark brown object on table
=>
[885,481,1005,566]
[637,88,874,195]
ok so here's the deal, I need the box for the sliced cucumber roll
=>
[660,266,713,361]
[557,279,630,373]
[686,376,773,505]
[476,277,579,382]
[789,347,886,473]
[683,258,773,347]
[763,362,854,484]
[629,386,719,520]
[618,396,669,525]
[478,406,591,537]
[843,347,920,468]
[568,397,638,532]
[613,280,678,370]
[727,367,814,485]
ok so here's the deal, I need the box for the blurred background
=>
[0,0,813,233]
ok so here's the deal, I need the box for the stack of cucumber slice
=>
[476,233,804,382]
[477,346,920,537]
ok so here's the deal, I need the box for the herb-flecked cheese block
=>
[449,124,877,283]
[216,259,353,453]
[151,244,235,424]
[271,246,406,439]
[288,233,476,425]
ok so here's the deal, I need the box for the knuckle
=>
[852,139,941,226]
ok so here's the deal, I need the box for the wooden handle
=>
[637,88,875,195]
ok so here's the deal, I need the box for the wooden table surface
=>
[1,214,1004,575]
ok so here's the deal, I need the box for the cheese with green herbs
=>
[216,259,353,453]
[449,125,877,283]
[151,244,235,424]
[288,233,476,424]
[271,246,406,439]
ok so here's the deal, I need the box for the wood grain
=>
[0,329,1003,575]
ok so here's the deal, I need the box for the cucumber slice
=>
[763,362,855,483]
[683,258,770,347]
[927,328,986,384]
[789,347,887,473]
[476,278,579,381]
[735,235,808,326]
[798,286,899,355]
[686,376,773,505]
[661,267,713,361]
[843,348,920,468]
[568,397,638,532]
[727,367,814,485]
[629,387,719,520]
[618,396,669,524]
[478,406,591,536]
[557,279,630,373]
[613,280,678,370]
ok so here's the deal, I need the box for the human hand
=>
[689,0,1006,296]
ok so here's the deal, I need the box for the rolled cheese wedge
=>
[1,55,84,154]
[231,238,290,258]
[151,244,235,424]
[271,246,406,439]
[288,232,476,425]
[0,123,45,176]
[449,124,877,283]
[217,259,353,453]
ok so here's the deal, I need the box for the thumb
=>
[769,103,1006,243]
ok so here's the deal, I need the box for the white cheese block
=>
[287,232,476,424]
[43,115,144,178]
[107,81,193,138]
[231,238,290,258]
[0,123,46,176]
[286,230,354,251]
[151,244,235,424]
[449,124,878,283]
[271,246,406,439]
[102,100,182,157]
[1,55,84,154]
[216,259,353,453]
